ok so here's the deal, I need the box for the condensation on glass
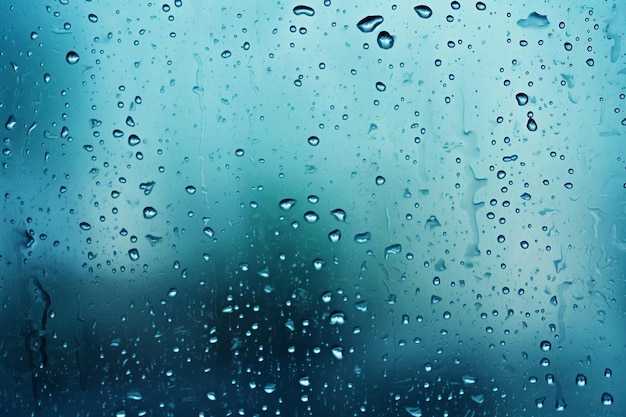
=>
[0,1,624,416]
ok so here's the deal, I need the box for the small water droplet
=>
[375,175,386,185]
[88,13,98,23]
[79,222,91,231]
[354,300,369,311]
[221,50,231,58]
[354,232,371,243]
[185,185,196,194]
[377,31,394,49]
[66,51,80,64]
[586,58,594,67]
[520,240,529,249]
[375,81,386,91]
[168,288,178,297]
[475,1,486,11]
[293,5,315,16]
[331,346,344,360]
[5,115,16,130]
[321,291,332,303]
[203,227,214,238]
[330,208,346,222]
[540,340,552,351]
[356,15,384,33]
[384,243,402,258]
[43,73,51,83]
[575,374,587,386]
[142,206,157,219]
[307,135,320,146]
[527,117,537,131]
[298,376,311,386]
[329,311,346,325]
[128,248,140,261]
[535,396,545,408]
[414,5,433,19]
[235,148,245,156]
[312,258,325,270]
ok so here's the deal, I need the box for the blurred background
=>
[0,1,624,416]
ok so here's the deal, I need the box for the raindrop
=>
[375,175,386,185]
[307,135,320,146]
[128,248,140,261]
[377,31,394,49]
[185,185,196,194]
[331,346,344,360]
[540,340,552,351]
[304,211,319,223]
[475,1,486,10]
[313,258,325,270]
[404,406,423,417]
[279,198,297,210]
[575,374,587,386]
[293,5,315,16]
[601,393,613,405]
[328,229,341,242]
[5,115,16,130]
[128,134,141,146]
[414,5,433,19]
[527,117,537,131]
[79,222,91,231]
[535,397,545,408]
[375,81,386,92]
[143,207,157,219]
[221,50,231,58]
[298,376,311,386]
[356,15,384,33]
[520,241,529,249]
[354,232,371,243]
[235,148,245,156]
[66,51,80,64]
[515,92,529,106]
[167,288,178,297]
[88,13,98,23]
[384,243,402,258]
[329,311,346,325]
[203,227,214,238]
[330,208,346,222]
[586,58,594,67]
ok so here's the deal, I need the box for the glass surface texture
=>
[0,1,624,416]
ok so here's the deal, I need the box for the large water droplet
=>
[414,5,433,19]
[475,1,486,11]
[331,346,344,360]
[354,232,371,243]
[384,243,402,258]
[143,206,157,219]
[601,392,613,405]
[329,311,346,325]
[304,211,319,223]
[356,15,384,33]
[66,51,80,64]
[330,208,346,222]
[279,198,297,210]
[79,222,91,231]
[515,92,529,106]
[128,248,140,261]
[575,374,587,386]
[328,229,341,243]
[293,5,315,16]
[377,31,394,49]
[307,135,320,146]
[527,117,537,131]
[128,134,141,146]
[88,13,98,23]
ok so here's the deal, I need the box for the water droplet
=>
[575,374,587,386]
[128,134,141,146]
[515,92,529,106]
[143,206,157,219]
[540,340,552,351]
[351,232,369,244]
[375,175,386,185]
[354,300,369,311]
[279,198,297,210]
[331,346,344,360]
[414,5,433,19]
[564,182,573,189]
[293,5,315,16]
[520,192,531,200]
[404,406,423,417]
[5,115,16,130]
[586,58,594,67]
[312,258,325,270]
[235,148,245,156]
[384,243,402,258]
[330,208,346,222]
[88,13,98,23]
[497,234,505,243]
[550,295,558,306]
[43,73,51,83]
[329,311,346,325]
[307,135,320,146]
[520,240,529,249]
[207,391,217,399]
[497,170,506,179]
[65,51,80,64]
[128,248,140,261]
[304,211,319,223]
[307,195,319,203]
[535,396,545,408]
[328,229,341,242]
[263,384,276,394]
[221,50,231,58]
[462,375,477,384]
[601,392,613,405]
[167,288,178,297]
[185,185,196,194]
[203,227,214,238]
[475,1,486,10]
[375,81,386,92]
[527,117,537,131]
[79,222,91,231]
[321,291,332,303]
[298,376,311,386]
[356,15,384,33]
[604,368,612,378]
[377,31,394,49]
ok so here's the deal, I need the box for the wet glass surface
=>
[0,1,624,416]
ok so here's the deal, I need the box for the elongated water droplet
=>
[279,198,297,210]
[66,51,80,64]
[5,115,16,130]
[293,5,315,16]
[330,208,346,222]
[356,15,383,33]
[527,117,537,131]
[354,232,371,243]
[88,13,98,23]
[384,243,402,258]
[79,222,91,231]
[414,5,433,19]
